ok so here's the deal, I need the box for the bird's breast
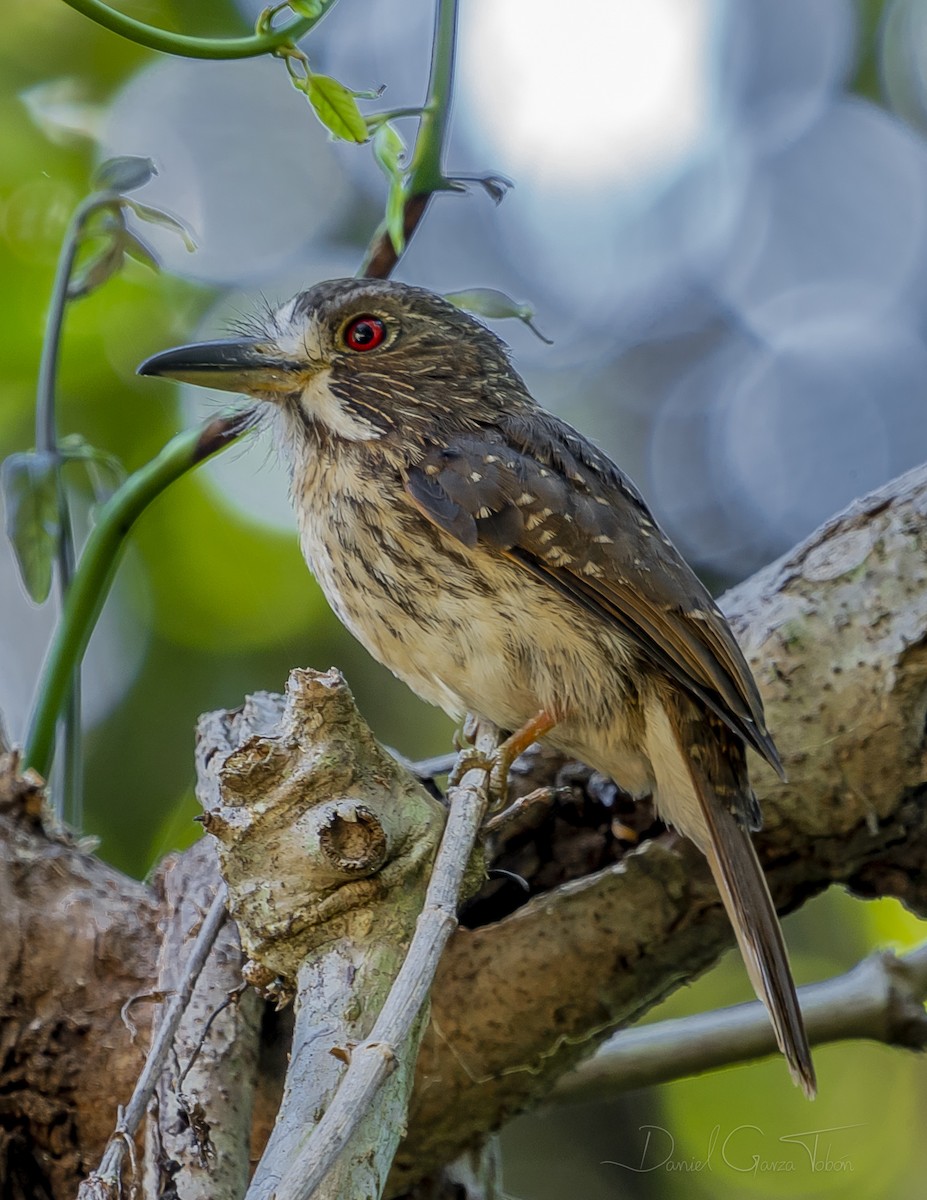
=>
[289,443,651,789]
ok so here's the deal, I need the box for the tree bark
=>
[392,462,927,1190]
[143,839,262,1200]
[2,463,927,1200]
[0,760,160,1199]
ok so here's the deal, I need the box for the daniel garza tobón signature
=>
[605,1123,864,1176]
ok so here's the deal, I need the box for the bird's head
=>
[138,278,529,445]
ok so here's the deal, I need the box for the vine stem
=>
[61,0,338,60]
[360,0,459,279]
[406,0,457,196]
[22,416,247,781]
[35,191,105,822]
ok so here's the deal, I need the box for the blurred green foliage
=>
[0,0,452,874]
[852,0,888,101]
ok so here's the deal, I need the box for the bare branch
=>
[78,880,228,1199]
[271,724,498,1200]
[192,668,463,1200]
[142,840,263,1199]
[0,751,161,1200]
[550,944,927,1104]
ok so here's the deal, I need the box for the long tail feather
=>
[647,695,816,1097]
[702,806,816,1097]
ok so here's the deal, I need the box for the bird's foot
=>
[447,745,494,787]
[452,712,482,752]
[487,709,559,810]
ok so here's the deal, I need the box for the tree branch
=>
[142,840,263,1200]
[550,944,927,1103]
[0,753,162,1200]
[5,462,927,1199]
[268,722,498,1200]
[78,880,228,1199]
[192,669,465,1200]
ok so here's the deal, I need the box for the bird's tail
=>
[646,694,816,1098]
[700,797,816,1097]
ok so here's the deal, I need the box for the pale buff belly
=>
[296,495,656,799]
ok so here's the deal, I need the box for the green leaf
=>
[289,0,323,16]
[124,200,196,252]
[373,121,405,178]
[444,288,553,344]
[92,155,157,194]
[1,451,60,603]
[67,237,125,300]
[59,435,126,503]
[374,123,408,255]
[385,180,407,257]
[306,74,369,143]
[122,229,160,273]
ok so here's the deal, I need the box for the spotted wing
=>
[403,412,783,777]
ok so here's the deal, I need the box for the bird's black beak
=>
[137,338,305,397]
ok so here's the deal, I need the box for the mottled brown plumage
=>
[139,277,815,1096]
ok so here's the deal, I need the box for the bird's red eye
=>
[344,315,386,352]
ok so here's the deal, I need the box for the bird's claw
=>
[448,745,494,787]
[488,756,512,810]
[447,741,514,811]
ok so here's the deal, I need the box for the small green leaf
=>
[122,229,160,273]
[125,200,196,251]
[1,451,60,603]
[445,288,529,320]
[93,155,157,194]
[444,288,553,344]
[289,0,323,16]
[59,435,126,503]
[306,74,369,143]
[373,121,405,178]
[385,180,407,256]
[67,237,125,300]
[374,123,408,255]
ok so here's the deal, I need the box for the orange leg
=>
[489,709,559,806]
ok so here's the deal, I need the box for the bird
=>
[138,276,815,1097]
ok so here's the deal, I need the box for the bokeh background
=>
[2,0,926,1196]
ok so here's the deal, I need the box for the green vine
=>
[22,417,249,781]
[61,0,338,60]
[17,0,470,805]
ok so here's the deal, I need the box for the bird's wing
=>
[403,412,783,779]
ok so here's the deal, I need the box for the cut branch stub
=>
[319,803,389,874]
[195,668,450,992]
